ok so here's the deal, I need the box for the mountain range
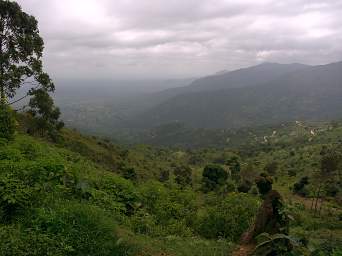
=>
[132,61,342,129]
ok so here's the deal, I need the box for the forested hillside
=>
[0,118,341,255]
[51,61,342,143]
[135,62,342,129]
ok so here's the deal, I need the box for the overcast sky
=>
[16,0,342,80]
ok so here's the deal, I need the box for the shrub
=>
[158,169,170,182]
[202,164,228,192]
[138,181,197,234]
[253,233,310,256]
[287,168,297,177]
[0,175,34,221]
[0,104,16,141]
[293,177,310,197]
[195,194,259,241]
[174,165,192,187]
[19,142,40,160]
[29,202,135,256]
[94,174,139,215]
[325,181,340,197]
[122,167,137,182]
[0,225,70,256]
[264,161,278,176]
[0,147,22,161]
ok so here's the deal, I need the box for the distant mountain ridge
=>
[132,61,342,129]
[183,62,309,92]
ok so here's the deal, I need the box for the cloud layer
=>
[16,0,342,79]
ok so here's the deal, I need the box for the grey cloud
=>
[15,0,342,79]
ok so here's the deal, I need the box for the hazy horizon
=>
[15,0,342,81]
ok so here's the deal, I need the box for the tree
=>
[28,88,64,141]
[311,145,342,215]
[202,164,228,192]
[174,165,192,187]
[0,0,54,102]
[0,0,54,139]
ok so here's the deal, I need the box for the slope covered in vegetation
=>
[0,120,341,255]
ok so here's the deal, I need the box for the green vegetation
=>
[1,118,341,255]
[0,2,341,255]
[0,103,16,141]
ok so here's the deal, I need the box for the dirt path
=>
[231,244,255,256]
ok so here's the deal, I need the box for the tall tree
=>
[28,88,64,141]
[0,0,54,104]
[311,144,342,215]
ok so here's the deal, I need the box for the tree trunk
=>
[310,193,316,211]
[318,197,324,216]
[0,31,5,105]
[313,184,322,216]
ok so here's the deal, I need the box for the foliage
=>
[28,88,64,141]
[293,176,310,197]
[226,156,241,180]
[0,0,54,102]
[202,164,228,192]
[264,161,279,176]
[253,233,310,256]
[122,166,138,181]
[0,174,33,221]
[29,203,134,256]
[195,193,259,241]
[174,165,192,187]
[0,104,16,141]
[1,118,342,255]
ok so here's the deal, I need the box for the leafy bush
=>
[91,174,139,215]
[174,165,192,187]
[202,164,228,192]
[0,104,16,141]
[0,225,70,256]
[29,202,135,256]
[19,141,41,160]
[287,168,297,177]
[325,181,340,197]
[293,176,309,197]
[312,240,342,256]
[195,193,259,241]
[0,175,34,221]
[253,233,310,256]
[122,167,138,181]
[137,181,197,235]
[0,147,22,161]
[264,161,279,176]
